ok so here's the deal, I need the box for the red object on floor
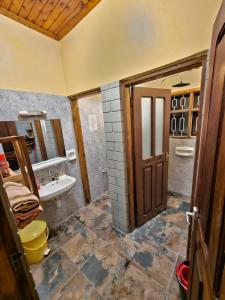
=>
[176,261,189,293]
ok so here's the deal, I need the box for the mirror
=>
[0,119,66,171]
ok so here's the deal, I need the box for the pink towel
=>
[15,206,43,229]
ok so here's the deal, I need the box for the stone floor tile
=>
[32,193,189,300]
[33,249,77,300]
[49,216,85,251]
[167,255,185,299]
[135,217,167,242]
[89,215,117,242]
[127,227,148,243]
[108,232,139,260]
[158,210,187,230]
[91,194,111,214]
[142,217,188,257]
[168,193,190,207]
[52,272,102,300]
[75,206,106,228]
[81,254,109,288]
[131,240,177,289]
[61,227,105,269]
[105,263,165,300]
[165,292,181,300]
[89,210,112,229]
[80,242,129,297]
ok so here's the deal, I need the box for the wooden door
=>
[0,175,38,300]
[133,87,170,226]
[188,1,225,299]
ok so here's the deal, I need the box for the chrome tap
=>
[48,165,60,181]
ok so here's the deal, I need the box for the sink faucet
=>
[48,165,60,181]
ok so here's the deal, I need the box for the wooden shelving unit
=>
[170,88,200,138]
[0,136,39,198]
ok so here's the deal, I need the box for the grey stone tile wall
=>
[101,81,130,233]
[168,138,196,197]
[0,89,86,228]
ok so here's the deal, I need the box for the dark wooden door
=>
[188,1,225,299]
[133,87,170,226]
[0,175,39,300]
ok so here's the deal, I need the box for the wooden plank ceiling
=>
[0,0,101,40]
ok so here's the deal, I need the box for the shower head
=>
[162,75,191,88]
[172,80,190,88]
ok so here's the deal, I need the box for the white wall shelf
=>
[32,157,67,172]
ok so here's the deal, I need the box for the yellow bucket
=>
[18,220,49,264]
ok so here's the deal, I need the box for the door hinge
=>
[10,251,22,272]
[166,152,169,161]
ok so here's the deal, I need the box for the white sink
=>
[39,175,76,201]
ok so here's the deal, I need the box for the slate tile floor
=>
[31,193,189,300]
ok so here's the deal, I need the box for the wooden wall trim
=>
[121,86,135,230]
[51,119,66,157]
[186,60,207,258]
[121,50,208,86]
[70,100,91,203]
[120,51,208,230]
[220,266,225,299]
[0,1,101,41]
[0,7,57,40]
[69,88,101,203]
[34,120,48,161]
[69,87,101,101]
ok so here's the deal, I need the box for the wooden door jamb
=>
[69,87,101,203]
[120,50,208,231]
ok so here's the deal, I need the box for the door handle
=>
[186,206,198,225]
[166,152,169,161]
[10,251,22,272]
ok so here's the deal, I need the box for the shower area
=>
[77,94,108,201]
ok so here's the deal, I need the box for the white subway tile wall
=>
[101,81,130,233]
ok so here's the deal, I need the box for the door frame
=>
[120,50,208,231]
[69,87,101,203]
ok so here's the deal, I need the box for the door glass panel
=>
[155,98,164,155]
[141,97,152,159]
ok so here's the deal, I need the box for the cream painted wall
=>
[60,0,222,95]
[0,14,66,95]
[0,0,222,95]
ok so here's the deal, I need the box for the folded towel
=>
[15,205,43,221]
[3,181,39,212]
[15,205,43,229]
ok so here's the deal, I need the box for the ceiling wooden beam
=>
[42,0,71,31]
[0,0,102,40]
[57,0,101,40]
[0,7,58,39]
[48,0,81,36]
[26,0,48,23]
